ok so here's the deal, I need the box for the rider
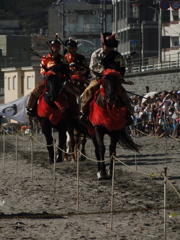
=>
[80,32,134,124]
[64,38,89,84]
[26,35,79,118]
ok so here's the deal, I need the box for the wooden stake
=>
[110,158,115,230]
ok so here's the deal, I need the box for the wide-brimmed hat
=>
[49,34,61,45]
[49,39,61,45]
[101,32,119,48]
[64,38,78,48]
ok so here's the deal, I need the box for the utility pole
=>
[102,0,106,32]
[158,6,162,63]
[114,0,117,32]
[132,3,142,70]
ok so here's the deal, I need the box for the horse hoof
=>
[56,155,63,163]
[49,159,54,164]
[107,170,112,179]
[79,155,86,161]
[97,171,107,180]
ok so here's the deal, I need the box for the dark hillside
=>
[0,0,53,34]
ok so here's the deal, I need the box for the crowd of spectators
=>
[127,86,180,139]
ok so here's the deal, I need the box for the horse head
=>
[102,69,122,107]
[46,74,66,101]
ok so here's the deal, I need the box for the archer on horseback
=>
[64,38,90,96]
[80,32,134,125]
[26,34,79,120]
[64,38,89,80]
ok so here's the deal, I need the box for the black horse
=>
[36,74,89,164]
[88,69,140,179]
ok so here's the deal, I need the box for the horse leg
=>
[56,122,67,163]
[94,126,106,179]
[65,129,76,162]
[108,132,119,177]
[41,121,54,164]
[79,134,86,161]
[73,130,86,161]
[63,133,68,161]
[73,130,80,162]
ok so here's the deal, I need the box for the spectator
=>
[144,86,150,95]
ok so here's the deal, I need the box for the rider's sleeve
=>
[89,50,104,80]
[40,57,47,76]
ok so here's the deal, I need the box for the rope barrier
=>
[0,205,179,219]
[1,125,180,202]
[77,149,111,163]
[113,156,180,200]
[113,156,160,178]
[31,134,53,147]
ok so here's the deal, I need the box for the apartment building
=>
[112,0,173,65]
[162,7,180,60]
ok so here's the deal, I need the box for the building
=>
[112,0,172,65]
[2,0,180,124]
[1,66,40,122]
[48,0,112,60]
[0,35,32,103]
[0,20,20,35]
[162,6,180,61]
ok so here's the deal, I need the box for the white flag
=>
[0,94,30,123]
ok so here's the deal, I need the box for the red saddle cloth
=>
[89,91,127,131]
[37,93,69,125]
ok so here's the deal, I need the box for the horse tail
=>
[118,128,140,153]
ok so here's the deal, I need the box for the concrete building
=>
[1,66,39,103]
[48,0,112,60]
[0,35,32,103]
[111,0,173,65]
[1,66,40,123]
[162,7,180,60]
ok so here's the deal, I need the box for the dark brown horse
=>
[88,69,140,179]
[36,74,88,163]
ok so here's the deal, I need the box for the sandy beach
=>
[0,131,180,240]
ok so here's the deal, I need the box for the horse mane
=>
[89,70,127,131]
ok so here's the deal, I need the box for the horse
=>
[88,69,140,179]
[64,74,89,162]
[36,74,89,164]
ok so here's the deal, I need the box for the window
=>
[172,10,179,21]
[27,76,32,89]
[8,77,11,90]
[172,37,179,47]
[12,76,16,90]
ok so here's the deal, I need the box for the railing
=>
[1,52,180,72]
[126,52,180,73]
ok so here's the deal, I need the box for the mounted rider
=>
[26,35,79,118]
[64,38,89,88]
[80,32,134,125]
